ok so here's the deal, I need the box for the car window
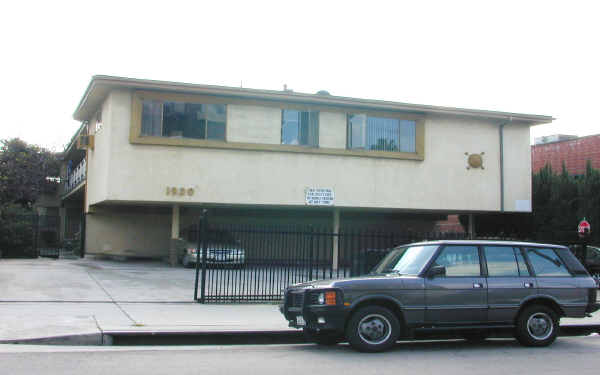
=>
[484,246,520,277]
[515,250,531,276]
[372,245,438,275]
[433,245,481,277]
[526,248,571,277]
[586,247,600,262]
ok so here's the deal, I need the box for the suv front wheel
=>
[515,305,559,347]
[345,306,400,352]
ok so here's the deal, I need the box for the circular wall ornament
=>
[465,152,485,169]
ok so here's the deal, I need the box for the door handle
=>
[473,283,483,288]
[524,282,534,288]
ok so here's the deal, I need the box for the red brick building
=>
[532,134,600,175]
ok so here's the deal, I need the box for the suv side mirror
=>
[428,265,446,278]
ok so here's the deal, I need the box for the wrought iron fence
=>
[191,219,600,302]
[192,220,472,303]
[0,214,61,258]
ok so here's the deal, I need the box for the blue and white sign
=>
[305,188,335,206]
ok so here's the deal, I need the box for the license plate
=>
[296,316,306,326]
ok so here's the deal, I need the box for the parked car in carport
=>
[180,229,246,268]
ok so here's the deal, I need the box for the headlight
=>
[318,293,325,304]
[315,291,337,306]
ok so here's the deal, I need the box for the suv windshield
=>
[372,245,439,275]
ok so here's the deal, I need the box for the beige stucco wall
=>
[85,97,112,212]
[227,105,281,144]
[85,207,170,258]
[319,111,347,149]
[502,122,532,212]
[86,89,532,213]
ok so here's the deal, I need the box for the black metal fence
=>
[192,219,472,303]
[192,218,600,303]
[0,214,62,259]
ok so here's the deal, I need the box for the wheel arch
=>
[516,296,565,322]
[345,296,406,332]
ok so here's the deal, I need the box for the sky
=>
[1,0,599,152]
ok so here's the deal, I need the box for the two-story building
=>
[62,75,552,263]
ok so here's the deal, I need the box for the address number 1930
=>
[166,187,195,196]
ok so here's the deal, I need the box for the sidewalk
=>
[0,258,292,344]
[0,258,598,345]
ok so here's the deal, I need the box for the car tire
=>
[182,257,192,268]
[515,305,559,347]
[303,328,343,346]
[345,306,400,352]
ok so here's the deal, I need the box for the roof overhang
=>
[73,75,555,125]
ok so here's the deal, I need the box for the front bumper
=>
[281,289,349,332]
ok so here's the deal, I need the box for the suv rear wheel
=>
[515,305,559,347]
[345,306,400,352]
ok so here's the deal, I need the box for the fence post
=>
[80,212,86,258]
[194,209,209,303]
[33,215,40,258]
[308,225,314,281]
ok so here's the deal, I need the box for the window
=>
[484,246,531,277]
[141,100,226,141]
[347,114,416,153]
[433,245,481,277]
[281,110,318,147]
[95,110,103,133]
[526,248,571,277]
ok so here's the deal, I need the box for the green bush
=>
[0,213,36,258]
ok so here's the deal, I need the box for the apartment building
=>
[61,76,552,261]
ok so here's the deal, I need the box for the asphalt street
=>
[1,336,599,375]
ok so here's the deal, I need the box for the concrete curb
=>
[2,325,599,347]
[0,333,105,346]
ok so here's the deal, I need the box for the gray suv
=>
[280,240,599,352]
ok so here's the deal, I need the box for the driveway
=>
[0,257,287,342]
[0,257,197,302]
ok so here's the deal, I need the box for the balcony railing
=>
[64,159,86,195]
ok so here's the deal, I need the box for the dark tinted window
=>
[527,248,571,277]
[141,100,226,141]
[433,245,481,277]
[484,246,519,277]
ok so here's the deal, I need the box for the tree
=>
[459,161,600,244]
[0,138,60,212]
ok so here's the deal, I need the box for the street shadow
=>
[294,336,597,354]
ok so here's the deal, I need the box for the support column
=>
[169,204,180,266]
[468,214,475,240]
[332,208,340,271]
[59,207,67,242]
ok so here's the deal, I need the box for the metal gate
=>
[192,216,467,303]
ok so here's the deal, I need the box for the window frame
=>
[280,109,319,148]
[346,113,418,154]
[427,244,484,278]
[481,245,532,278]
[523,247,574,278]
[130,91,425,160]
[137,93,227,142]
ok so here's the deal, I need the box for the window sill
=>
[130,135,424,160]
